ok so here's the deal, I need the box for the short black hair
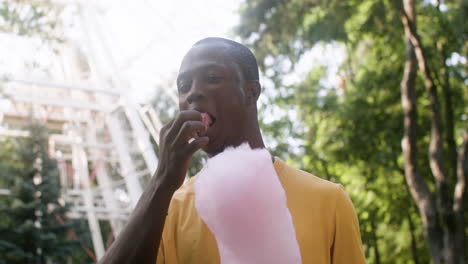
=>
[193,37,260,81]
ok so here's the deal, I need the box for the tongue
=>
[201,113,212,128]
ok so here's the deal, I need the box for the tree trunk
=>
[433,12,460,258]
[371,218,381,264]
[408,212,420,264]
[436,0,458,189]
[400,1,444,263]
[402,4,447,191]
[401,0,451,215]
[454,129,468,264]
[441,52,458,182]
[437,41,461,264]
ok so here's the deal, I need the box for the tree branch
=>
[433,0,459,192]
[400,1,444,263]
[400,0,434,224]
[454,128,468,264]
[401,2,447,188]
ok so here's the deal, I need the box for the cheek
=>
[219,100,246,129]
[178,95,189,110]
[223,84,245,105]
[218,93,242,114]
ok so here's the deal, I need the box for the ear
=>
[245,80,261,106]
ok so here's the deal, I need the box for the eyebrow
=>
[177,63,227,83]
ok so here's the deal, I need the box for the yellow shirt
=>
[157,158,366,264]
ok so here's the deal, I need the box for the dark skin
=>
[98,42,265,264]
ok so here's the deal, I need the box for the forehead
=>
[178,43,240,77]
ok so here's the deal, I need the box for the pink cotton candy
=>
[194,143,302,264]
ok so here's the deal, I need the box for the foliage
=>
[0,123,93,263]
[237,0,467,263]
[0,2,96,263]
[0,0,64,41]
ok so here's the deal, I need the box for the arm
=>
[99,111,209,264]
[331,185,367,264]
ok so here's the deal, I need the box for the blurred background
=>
[0,0,466,263]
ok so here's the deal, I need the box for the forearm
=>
[99,176,174,264]
[98,110,208,263]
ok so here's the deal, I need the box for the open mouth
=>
[201,112,216,128]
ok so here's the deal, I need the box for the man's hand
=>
[155,110,210,192]
[98,110,209,264]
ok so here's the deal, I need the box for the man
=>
[99,37,366,264]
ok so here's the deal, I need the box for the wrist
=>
[151,170,179,196]
[153,167,184,193]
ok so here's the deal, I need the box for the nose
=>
[186,79,205,104]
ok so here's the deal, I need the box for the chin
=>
[202,143,226,158]
[203,139,248,158]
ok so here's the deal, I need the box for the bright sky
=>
[0,0,348,105]
[0,0,346,157]
[2,0,461,106]
[1,0,243,101]
[98,0,244,101]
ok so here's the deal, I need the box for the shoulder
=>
[275,158,343,197]
[164,177,200,230]
[169,177,197,209]
[280,162,359,228]
[170,160,352,212]
[274,158,354,222]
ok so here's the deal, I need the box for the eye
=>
[205,75,223,84]
[177,80,191,93]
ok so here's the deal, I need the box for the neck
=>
[245,123,265,149]
[239,109,265,150]
[206,117,265,158]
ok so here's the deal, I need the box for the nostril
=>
[187,92,204,104]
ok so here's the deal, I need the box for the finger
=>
[185,136,209,156]
[174,120,207,145]
[160,118,175,135]
[169,110,202,134]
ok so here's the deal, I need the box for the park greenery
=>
[0,123,93,263]
[236,0,467,263]
[0,0,466,263]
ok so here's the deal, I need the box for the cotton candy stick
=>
[194,143,302,264]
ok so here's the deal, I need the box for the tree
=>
[0,0,64,41]
[236,0,467,263]
[399,0,467,262]
[0,123,93,263]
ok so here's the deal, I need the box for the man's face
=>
[177,43,248,155]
